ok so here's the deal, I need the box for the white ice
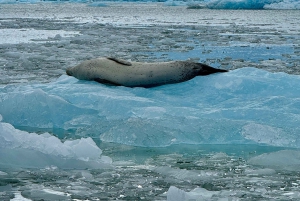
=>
[167,186,220,201]
[0,29,79,44]
[248,150,300,171]
[0,117,112,169]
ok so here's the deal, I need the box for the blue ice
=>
[1,67,300,148]
[205,0,300,9]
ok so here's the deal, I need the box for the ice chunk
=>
[167,186,219,201]
[242,123,292,147]
[206,0,300,9]
[245,168,276,175]
[20,188,70,201]
[164,0,187,6]
[0,121,111,169]
[264,0,300,9]
[0,29,79,44]
[248,150,300,171]
[1,68,300,147]
[11,192,32,201]
[0,170,8,176]
[0,87,97,129]
[88,2,108,7]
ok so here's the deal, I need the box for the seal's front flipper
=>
[107,57,132,66]
[94,78,121,86]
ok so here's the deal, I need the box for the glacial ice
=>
[0,117,112,169]
[1,67,300,148]
[263,0,300,9]
[205,0,300,9]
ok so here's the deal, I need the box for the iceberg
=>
[1,68,300,148]
[206,0,276,9]
[0,117,112,169]
[264,0,300,9]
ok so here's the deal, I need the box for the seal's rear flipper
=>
[197,63,228,75]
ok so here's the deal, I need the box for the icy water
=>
[0,3,300,201]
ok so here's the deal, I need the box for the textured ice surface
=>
[1,68,300,147]
[2,145,300,201]
[0,119,112,169]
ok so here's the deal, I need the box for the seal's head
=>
[66,67,73,76]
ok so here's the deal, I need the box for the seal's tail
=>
[197,63,228,75]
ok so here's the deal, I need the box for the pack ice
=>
[0,67,300,148]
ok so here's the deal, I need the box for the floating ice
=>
[0,29,79,45]
[88,2,109,7]
[1,68,300,148]
[167,186,219,201]
[206,0,273,9]
[0,120,112,169]
[204,0,300,9]
[11,192,32,201]
[248,150,300,171]
[264,0,300,9]
[164,0,187,6]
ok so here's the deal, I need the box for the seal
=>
[66,57,228,87]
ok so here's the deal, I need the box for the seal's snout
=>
[66,68,73,76]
